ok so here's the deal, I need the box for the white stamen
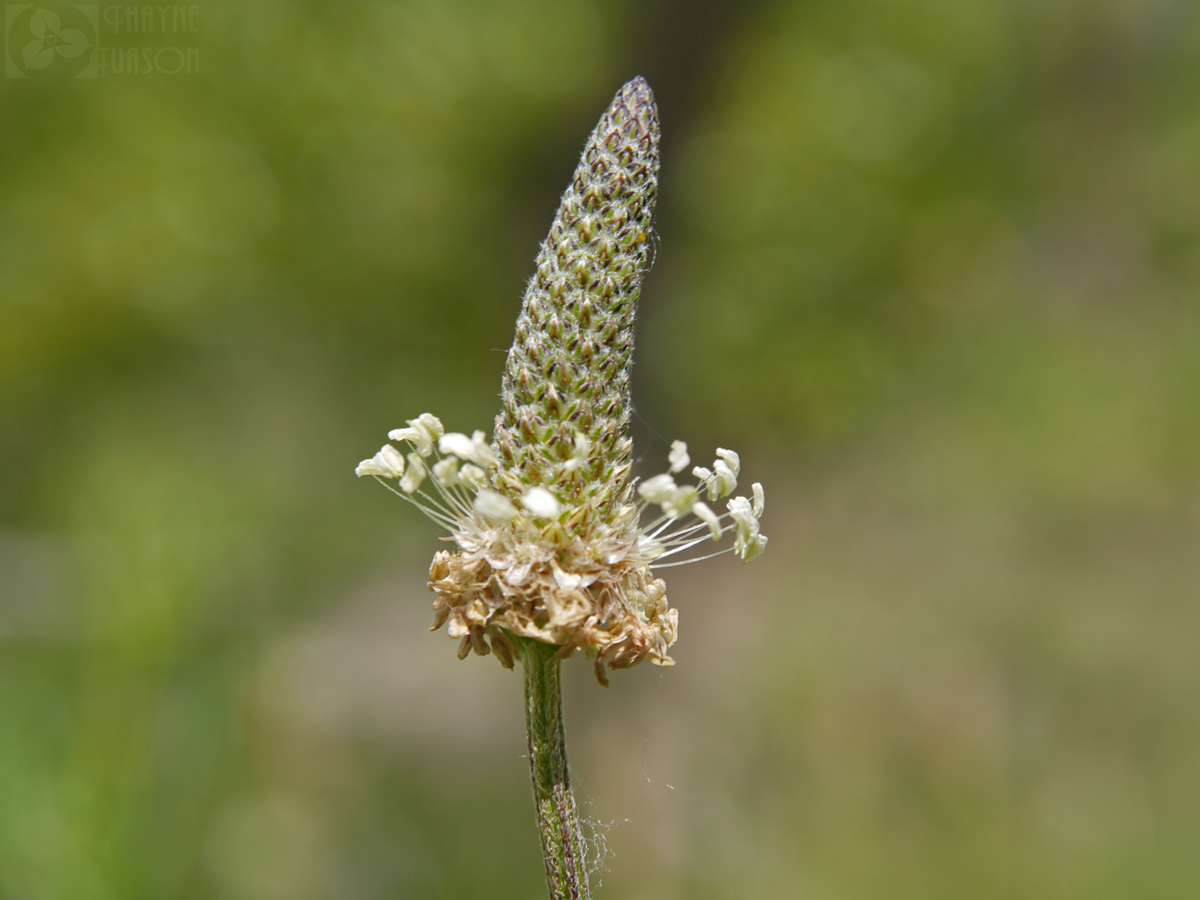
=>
[470,431,499,467]
[356,444,406,479]
[522,487,561,519]
[742,534,768,562]
[400,453,427,493]
[387,427,418,444]
[638,474,678,505]
[433,457,460,487]
[727,496,759,542]
[727,495,761,559]
[459,464,486,488]
[638,534,666,558]
[661,485,698,519]
[439,432,475,461]
[668,440,690,474]
[692,501,722,540]
[565,432,592,472]
[474,490,518,523]
[691,465,713,499]
[359,417,770,648]
[715,448,741,479]
[391,413,444,457]
[712,459,738,499]
[438,430,498,468]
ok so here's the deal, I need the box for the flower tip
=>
[623,75,654,105]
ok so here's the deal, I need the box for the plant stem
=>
[522,639,591,900]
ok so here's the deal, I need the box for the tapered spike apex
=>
[494,78,661,522]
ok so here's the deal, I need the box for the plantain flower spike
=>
[356,77,767,684]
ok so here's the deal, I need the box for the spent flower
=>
[356,77,767,685]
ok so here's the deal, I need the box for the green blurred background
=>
[3,0,1199,897]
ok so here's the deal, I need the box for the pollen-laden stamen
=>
[369,424,766,684]
[493,77,660,526]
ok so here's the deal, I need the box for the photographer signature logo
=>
[6,4,98,78]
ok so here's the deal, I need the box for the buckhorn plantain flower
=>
[356,77,766,899]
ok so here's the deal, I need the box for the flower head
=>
[357,78,767,684]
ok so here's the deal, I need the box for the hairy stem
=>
[522,639,591,900]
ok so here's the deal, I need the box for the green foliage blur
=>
[3,1,1199,898]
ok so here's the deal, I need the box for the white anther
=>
[459,464,486,488]
[355,444,407,479]
[474,490,518,523]
[439,430,498,467]
[715,448,741,479]
[521,487,561,519]
[638,474,678,505]
[668,440,690,474]
[439,432,475,461]
[432,457,460,487]
[727,496,758,542]
[469,431,498,467]
[661,485,698,519]
[692,501,722,540]
[390,413,444,457]
[565,432,592,472]
[742,534,768,562]
[712,460,737,499]
[400,453,427,493]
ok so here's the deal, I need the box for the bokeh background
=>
[3,0,1199,898]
